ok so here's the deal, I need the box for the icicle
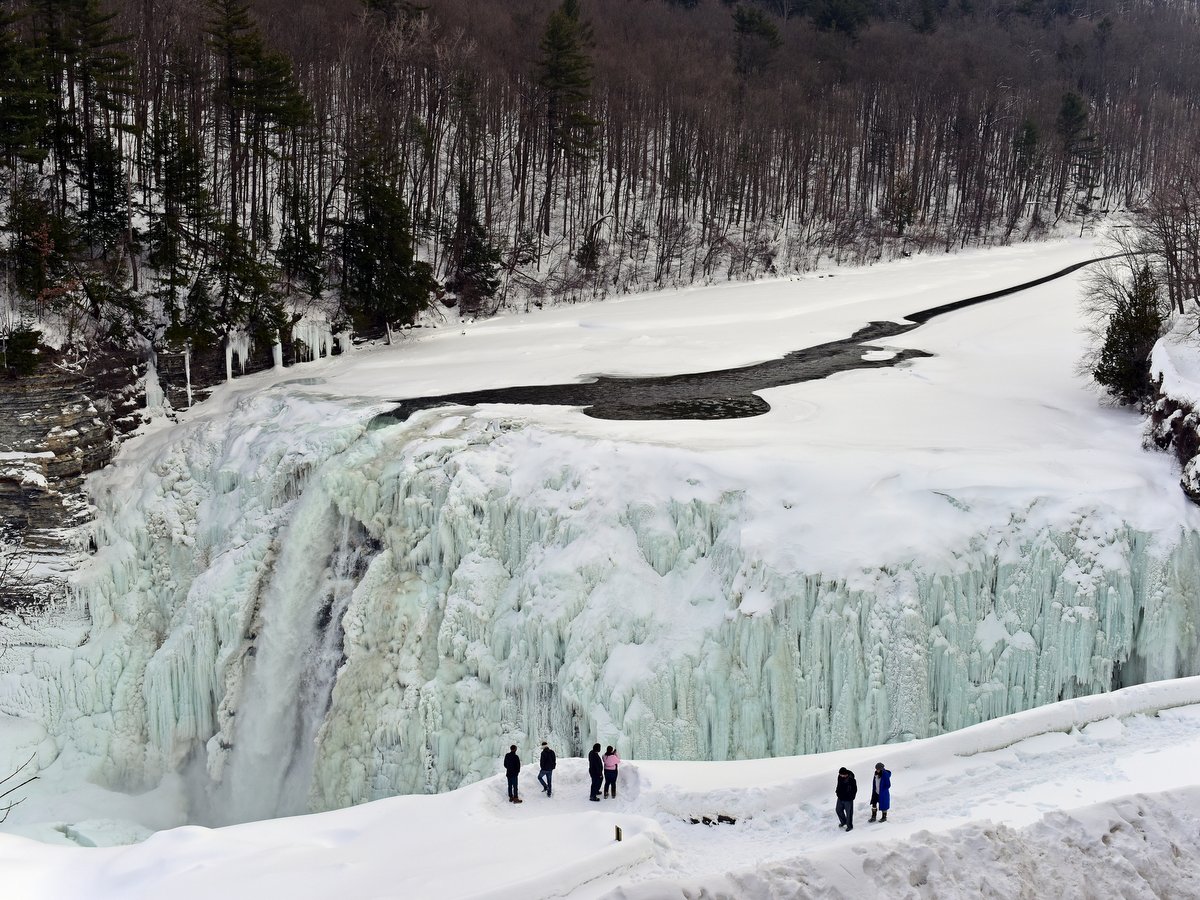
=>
[184,345,193,408]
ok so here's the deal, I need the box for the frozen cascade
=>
[11,392,1200,822]
[207,486,377,823]
[266,518,375,820]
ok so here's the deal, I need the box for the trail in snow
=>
[494,701,1200,896]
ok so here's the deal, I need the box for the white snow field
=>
[5,236,1200,896]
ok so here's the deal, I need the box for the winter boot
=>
[880,811,887,822]
[869,809,877,823]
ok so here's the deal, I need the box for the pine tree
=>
[276,174,323,301]
[146,103,212,333]
[207,220,284,344]
[340,143,435,333]
[205,0,258,228]
[1093,264,1164,407]
[0,7,50,167]
[733,5,781,76]
[536,0,599,235]
[445,177,501,317]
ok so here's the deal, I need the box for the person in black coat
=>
[588,743,603,801]
[835,766,857,831]
[504,745,522,803]
[538,741,557,797]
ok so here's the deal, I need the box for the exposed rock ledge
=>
[1150,314,1200,504]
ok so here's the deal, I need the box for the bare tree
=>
[0,755,38,824]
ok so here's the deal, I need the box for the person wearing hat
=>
[870,762,891,822]
[538,741,557,797]
[835,766,857,831]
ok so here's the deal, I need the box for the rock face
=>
[1149,392,1200,503]
[0,370,119,608]
[0,371,113,536]
[0,329,340,607]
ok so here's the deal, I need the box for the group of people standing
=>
[506,744,892,826]
[501,741,621,803]
[588,743,621,801]
[835,763,891,831]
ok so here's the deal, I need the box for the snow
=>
[1152,312,1200,406]
[5,237,1200,895]
[4,679,1200,898]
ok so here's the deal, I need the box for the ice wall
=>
[9,393,1200,822]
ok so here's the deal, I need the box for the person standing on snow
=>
[835,767,857,831]
[504,745,522,803]
[870,762,891,822]
[602,745,621,798]
[538,741,557,797]
[588,743,604,801]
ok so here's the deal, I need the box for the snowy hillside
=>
[4,237,1200,896]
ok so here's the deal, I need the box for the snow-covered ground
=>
[5,236,1200,896]
[5,678,1200,898]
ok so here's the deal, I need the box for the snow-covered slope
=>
[5,678,1200,899]
[4,238,1200,844]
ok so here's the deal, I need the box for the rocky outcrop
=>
[0,368,122,608]
[1,330,342,607]
[0,371,113,537]
[1149,391,1200,503]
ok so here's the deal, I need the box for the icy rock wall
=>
[306,420,1200,810]
[13,393,1200,822]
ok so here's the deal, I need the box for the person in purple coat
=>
[870,762,891,822]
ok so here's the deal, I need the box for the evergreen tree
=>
[340,144,434,332]
[538,0,597,159]
[4,171,75,309]
[62,0,133,244]
[0,6,50,167]
[810,0,871,37]
[146,104,212,332]
[1093,264,1164,407]
[733,5,781,76]
[0,323,42,377]
[207,220,285,344]
[77,134,128,254]
[537,0,599,235]
[276,174,324,301]
[445,177,501,317]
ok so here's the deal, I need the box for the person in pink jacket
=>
[602,745,621,798]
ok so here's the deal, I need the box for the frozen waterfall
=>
[16,390,1200,822]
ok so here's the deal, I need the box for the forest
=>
[1,0,1199,377]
